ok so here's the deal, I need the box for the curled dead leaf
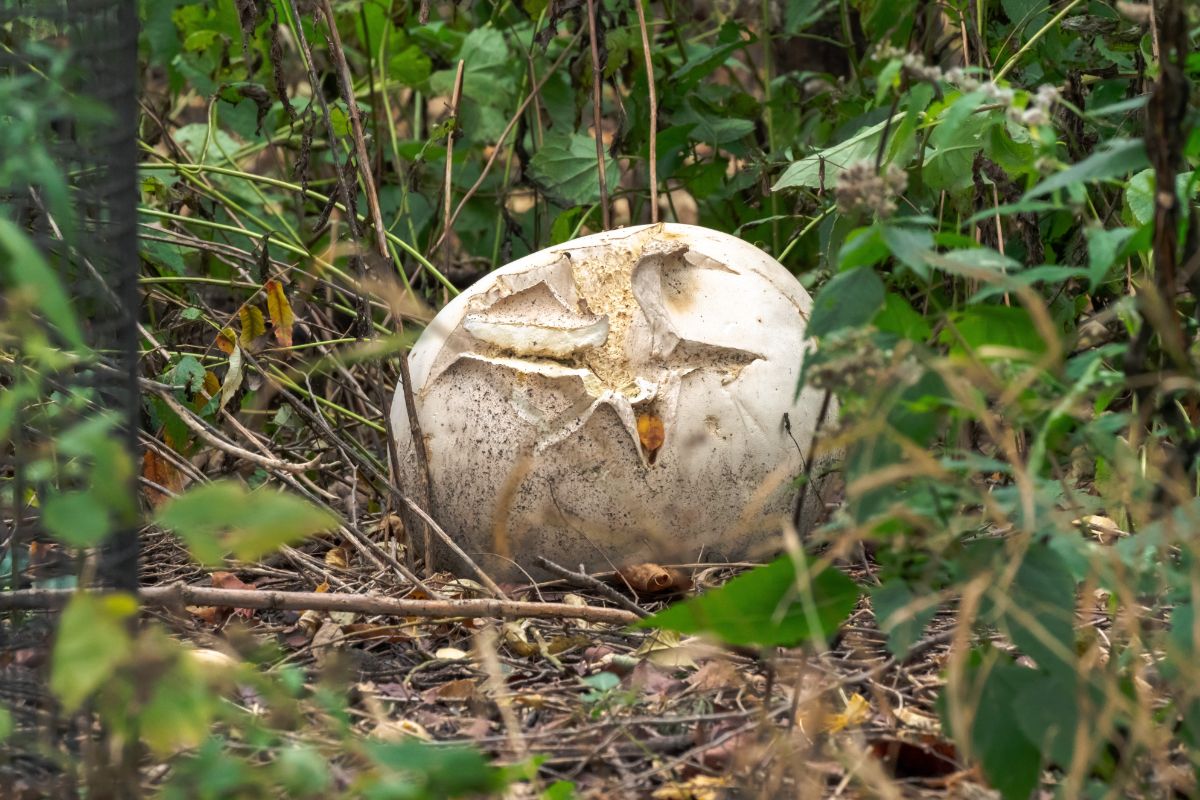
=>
[141,449,184,508]
[618,563,689,595]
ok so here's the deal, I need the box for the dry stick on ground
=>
[586,0,612,230]
[429,31,582,255]
[0,585,640,625]
[534,557,649,618]
[633,0,658,223]
[403,498,508,600]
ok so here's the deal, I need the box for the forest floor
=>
[138,514,988,799]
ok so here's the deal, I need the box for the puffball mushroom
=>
[391,223,834,578]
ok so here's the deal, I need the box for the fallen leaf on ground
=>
[324,546,350,568]
[687,659,741,693]
[618,563,690,595]
[824,692,871,733]
[1073,514,1125,545]
[651,775,730,800]
[424,677,480,704]
[435,647,469,661]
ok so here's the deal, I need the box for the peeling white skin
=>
[392,223,835,577]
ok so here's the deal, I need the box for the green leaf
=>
[881,224,934,280]
[773,116,899,191]
[170,355,207,394]
[527,133,621,207]
[0,706,11,741]
[871,580,936,657]
[1024,138,1149,200]
[366,740,511,797]
[1085,227,1135,290]
[0,218,87,351]
[992,544,1077,673]
[944,304,1048,358]
[874,293,931,341]
[807,266,885,339]
[139,641,218,756]
[42,490,113,548]
[944,653,1043,800]
[155,481,339,565]
[388,44,432,88]
[50,592,137,711]
[636,555,860,648]
[669,34,748,94]
[276,746,333,796]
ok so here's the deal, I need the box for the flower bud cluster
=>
[835,161,908,218]
[875,45,1059,127]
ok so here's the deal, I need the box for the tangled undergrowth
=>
[4,0,1200,797]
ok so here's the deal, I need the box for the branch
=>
[0,584,640,625]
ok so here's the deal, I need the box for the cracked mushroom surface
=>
[391,223,835,577]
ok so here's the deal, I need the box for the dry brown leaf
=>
[425,677,479,703]
[324,546,350,569]
[264,279,295,348]
[894,706,941,732]
[687,659,741,693]
[239,305,266,348]
[618,563,688,595]
[435,647,469,661]
[636,413,665,462]
[342,623,412,644]
[371,718,431,742]
[141,448,184,508]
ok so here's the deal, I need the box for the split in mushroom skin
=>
[391,223,836,578]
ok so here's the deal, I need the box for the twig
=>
[439,59,465,278]
[319,0,389,261]
[634,0,658,223]
[404,498,508,600]
[586,0,612,229]
[429,32,581,255]
[0,585,641,625]
[285,0,362,240]
[141,380,321,473]
[534,556,649,618]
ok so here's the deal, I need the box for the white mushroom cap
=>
[391,223,835,577]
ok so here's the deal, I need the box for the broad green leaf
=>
[669,32,748,93]
[1024,138,1149,200]
[636,555,860,648]
[389,44,431,87]
[155,480,339,565]
[990,544,1077,673]
[366,740,511,796]
[944,652,1043,800]
[1085,227,1135,290]
[276,746,333,796]
[944,304,1048,358]
[874,293,931,341]
[170,355,207,394]
[773,116,899,191]
[0,707,10,741]
[807,266,885,339]
[527,132,621,207]
[50,592,137,711]
[881,224,934,280]
[42,490,113,548]
[0,218,87,351]
[1125,168,1198,226]
[871,580,937,657]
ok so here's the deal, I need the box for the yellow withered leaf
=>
[264,279,295,348]
[239,305,266,348]
[216,327,237,355]
[636,413,665,462]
